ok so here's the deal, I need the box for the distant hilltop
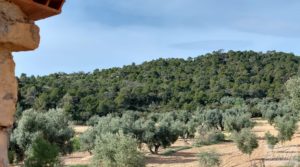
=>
[17,51,300,122]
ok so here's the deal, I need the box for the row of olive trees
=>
[86,77,300,167]
[80,111,194,154]
[232,114,298,166]
[262,78,300,152]
[228,77,300,167]
[80,105,255,154]
[80,110,207,167]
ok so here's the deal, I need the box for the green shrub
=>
[92,133,145,167]
[265,132,278,150]
[8,150,15,164]
[71,137,81,152]
[234,129,258,156]
[274,115,298,143]
[24,137,61,167]
[195,128,225,146]
[197,151,221,167]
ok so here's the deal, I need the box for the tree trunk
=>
[154,145,160,154]
[148,146,155,154]
[183,136,189,144]
[220,124,224,131]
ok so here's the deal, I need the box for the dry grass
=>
[73,126,91,135]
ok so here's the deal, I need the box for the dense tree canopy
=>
[17,51,300,122]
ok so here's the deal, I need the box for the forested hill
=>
[18,51,300,122]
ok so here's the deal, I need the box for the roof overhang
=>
[11,0,65,20]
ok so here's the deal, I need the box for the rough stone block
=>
[0,51,17,127]
[0,23,40,51]
[0,0,40,51]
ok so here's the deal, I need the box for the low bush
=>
[71,137,81,152]
[265,132,278,150]
[24,137,61,167]
[195,129,225,146]
[197,151,221,167]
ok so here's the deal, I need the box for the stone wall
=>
[0,0,40,166]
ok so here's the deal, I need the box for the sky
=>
[14,0,300,76]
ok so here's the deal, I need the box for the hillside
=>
[17,51,300,122]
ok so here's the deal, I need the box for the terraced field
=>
[65,119,300,167]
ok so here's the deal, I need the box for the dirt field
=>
[73,126,91,135]
[64,119,300,167]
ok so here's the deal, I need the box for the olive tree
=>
[234,128,258,164]
[223,112,254,132]
[171,110,201,142]
[262,101,294,125]
[11,109,74,161]
[80,115,122,152]
[203,109,224,131]
[92,133,145,167]
[137,117,179,154]
[274,115,297,143]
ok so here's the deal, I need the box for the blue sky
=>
[14,0,300,76]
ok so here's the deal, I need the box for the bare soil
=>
[64,119,300,167]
